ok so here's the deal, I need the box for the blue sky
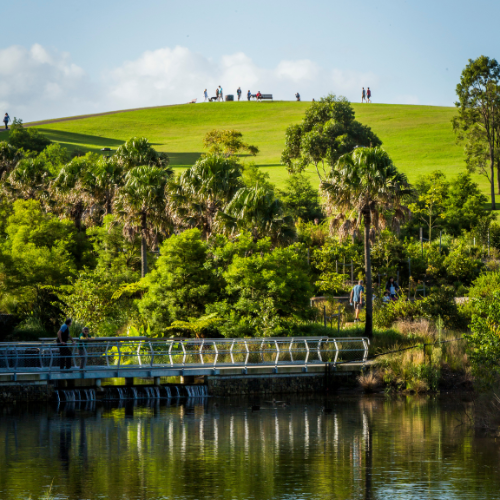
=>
[1,0,499,120]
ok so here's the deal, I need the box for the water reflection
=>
[0,395,499,500]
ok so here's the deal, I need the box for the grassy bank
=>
[18,101,480,192]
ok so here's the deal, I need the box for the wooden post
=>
[323,306,327,329]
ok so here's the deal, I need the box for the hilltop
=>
[26,101,474,191]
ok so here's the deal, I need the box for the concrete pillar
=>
[154,377,161,386]
[125,377,134,386]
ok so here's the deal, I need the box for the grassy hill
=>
[26,101,477,192]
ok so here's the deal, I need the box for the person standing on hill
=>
[215,87,219,101]
[247,90,251,101]
[350,280,365,323]
[204,89,208,102]
[3,113,10,130]
[362,87,366,103]
[367,87,372,103]
[295,92,301,101]
[219,85,223,101]
[237,87,242,101]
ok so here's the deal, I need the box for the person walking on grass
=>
[3,113,10,130]
[367,87,372,103]
[247,90,251,101]
[57,319,75,370]
[237,87,242,101]
[362,87,366,103]
[204,89,208,102]
[350,280,365,323]
[219,85,223,101]
[78,326,92,370]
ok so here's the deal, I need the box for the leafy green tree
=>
[208,242,313,337]
[138,229,218,333]
[321,147,411,337]
[454,56,500,208]
[58,267,135,336]
[7,119,51,153]
[466,290,500,384]
[408,171,449,241]
[444,172,492,238]
[215,185,295,244]
[114,165,172,277]
[0,200,77,328]
[170,154,243,237]
[114,137,169,170]
[203,129,259,157]
[277,173,322,222]
[37,143,70,175]
[281,94,381,175]
[241,163,274,190]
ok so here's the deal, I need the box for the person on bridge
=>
[78,326,92,369]
[350,280,364,323]
[57,319,75,370]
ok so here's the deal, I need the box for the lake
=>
[1,394,499,499]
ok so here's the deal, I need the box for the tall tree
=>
[114,137,169,170]
[203,129,259,157]
[321,147,411,337]
[114,165,172,277]
[215,185,295,245]
[281,94,381,176]
[454,56,500,209]
[170,154,244,237]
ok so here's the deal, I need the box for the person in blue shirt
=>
[237,87,242,101]
[219,85,223,101]
[204,89,208,102]
[350,280,365,323]
[3,113,9,130]
[247,90,251,101]
[57,318,75,370]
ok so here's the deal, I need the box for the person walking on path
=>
[204,89,208,102]
[3,113,10,130]
[385,277,400,300]
[78,326,92,370]
[362,87,366,103]
[219,85,223,101]
[57,319,75,370]
[237,87,242,101]
[350,280,365,323]
[367,87,372,103]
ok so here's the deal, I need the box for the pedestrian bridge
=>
[0,336,369,383]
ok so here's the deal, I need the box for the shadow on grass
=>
[39,129,125,149]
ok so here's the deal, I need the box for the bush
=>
[8,119,51,153]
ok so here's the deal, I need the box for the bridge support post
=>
[125,377,134,387]
[154,377,161,386]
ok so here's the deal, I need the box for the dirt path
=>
[22,103,185,128]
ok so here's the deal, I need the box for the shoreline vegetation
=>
[1,86,500,435]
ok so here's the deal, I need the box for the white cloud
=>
[0,43,380,121]
[0,44,96,121]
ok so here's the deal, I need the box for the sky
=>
[1,0,500,121]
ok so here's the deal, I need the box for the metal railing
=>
[0,337,369,376]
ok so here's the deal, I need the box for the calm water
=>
[1,394,499,500]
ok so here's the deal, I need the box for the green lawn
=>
[27,101,481,193]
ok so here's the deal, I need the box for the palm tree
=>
[3,157,52,207]
[114,165,172,277]
[114,137,169,170]
[215,184,295,244]
[170,154,243,237]
[321,147,411,337]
